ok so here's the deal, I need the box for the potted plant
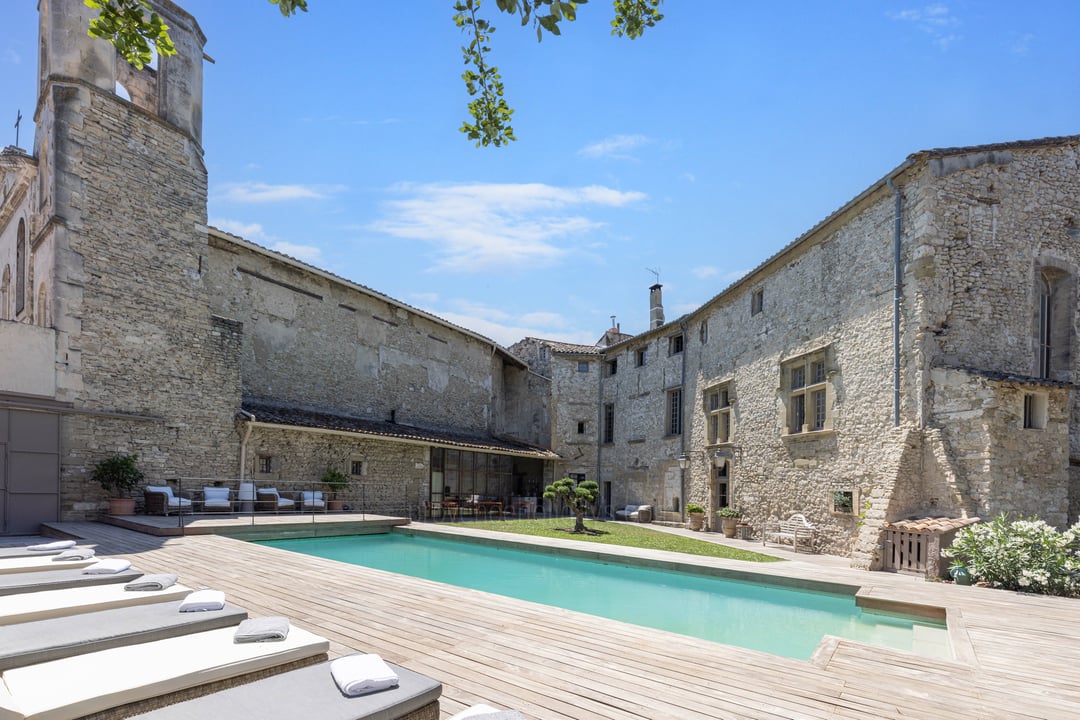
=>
[321,466,351,512]
[686,503,706,531]
[92,453,144,515]
[716,506,741,538]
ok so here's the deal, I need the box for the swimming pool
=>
[260,532,950,660]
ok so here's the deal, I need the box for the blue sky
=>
[2,1,1078,346]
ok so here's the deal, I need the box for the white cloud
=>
[692,266,720,279]
[210,219,267,240]
[3,48,21,65]
[888,4,961,49]
[1010,33,1035,56]
[215,182,345,204]
[368,182,647,272]
[579,134,652,160]
[270,241,323,264]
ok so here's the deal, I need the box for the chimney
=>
[650,284,665,329]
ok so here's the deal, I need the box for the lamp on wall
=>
[677,453,689,470]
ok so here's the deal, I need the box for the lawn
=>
[456,517,782,562]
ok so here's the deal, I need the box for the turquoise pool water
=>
[260,533,950,660]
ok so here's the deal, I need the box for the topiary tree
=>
[543,476,599,533]
[91,453,144,498]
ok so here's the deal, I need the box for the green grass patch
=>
[454,518,782,563]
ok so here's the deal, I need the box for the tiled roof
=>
[884,516,981,533]
[916,134,1080,159]
[543,340,605,355]
[241,400,559,459]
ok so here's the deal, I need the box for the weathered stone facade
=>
[516,137,1080,568]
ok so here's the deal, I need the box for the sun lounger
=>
[0,543,84,560]
[0,625,329,720]
[0,599,248,671]
[0,556,97,574]
[0,582,192,626]
[449,704,524,719]
[0,566,143,596]
[127,657,442,720]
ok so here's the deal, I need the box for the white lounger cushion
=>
[0,582,192,626]
[0,625,329,720]
[0,556,96,575]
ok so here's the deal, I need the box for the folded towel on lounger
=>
[27,540,76,552]
[52,548,96,561]
[124,573,178,591]
[470,712,526,720]
[178,589,226,612]
[82,558,132,574]
[233,616,290,643]
[330,653,399,697]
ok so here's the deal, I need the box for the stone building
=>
[514,136,1080,568]
[2,0,1078,571]
[0,0,553,533]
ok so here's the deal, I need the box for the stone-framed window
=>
[669,333,684,356]
[606,358,618,377]
[1023,392,1048,430]
[699,321,708,344]
[603,403,615,444]
[350,459,365,477]
[831,489,856,515]
[577,361,590,373]
[577,420,586,435]
[704,383,733,444]
[15,219,26,317]
[1034,264,1073,380]
[666,388,683,436]
[257,455,273,474]
[751,288,764,316]
[635,347,647,367]
[782,348,834,435]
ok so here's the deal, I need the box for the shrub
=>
[716,507,741,518]
[91,453,144,497]
[944,512,1080,597]
[685,503,705,514]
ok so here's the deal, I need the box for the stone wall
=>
[205,233,512,437]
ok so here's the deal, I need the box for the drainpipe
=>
[595,352,605,514]
[679,319,688,519]
[886,177,902,427]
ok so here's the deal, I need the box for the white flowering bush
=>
[943,513,1080,597]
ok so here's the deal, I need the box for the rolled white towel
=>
[82,558,132,574]
[178,589,226,612]
[52,548,96,561]
[27,540,76,552]
[124,573,178,591]
[330,653,399,697]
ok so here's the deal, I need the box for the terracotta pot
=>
[327,499,345,512]
[108,497,136,516]
[688,512,704,531]
[721,516,739,538]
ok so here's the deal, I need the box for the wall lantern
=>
[677,454,689,470]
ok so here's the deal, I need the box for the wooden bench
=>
[763,513,817,553]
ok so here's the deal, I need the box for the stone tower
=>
[35,0,241,518]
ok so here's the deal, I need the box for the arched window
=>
[15,219,26,317]
[1034,265,1074,380]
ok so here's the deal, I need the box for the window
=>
[15,220,26,317]
[1,265,9,320]
[603,403,615,444]
[1034,266,1073,380]
[699,321,708,344]
[257,455,273,474]
[832,490,855,515]
[635,348,647,367]
[577,361,590,373]
[539,346,548,360]
[568,472,586,482]
[606,358,618,376]
[1023,393,1048,430]
[715,461,730,509]
[705,384,733,444]
[350,460,365,476]
[667,388,683,436]
[577,420,586,435]
[783,350,832,434]
[669,333,684,356]
[751,288,764,316]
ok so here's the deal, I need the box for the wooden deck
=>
[39,521,1080,719]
